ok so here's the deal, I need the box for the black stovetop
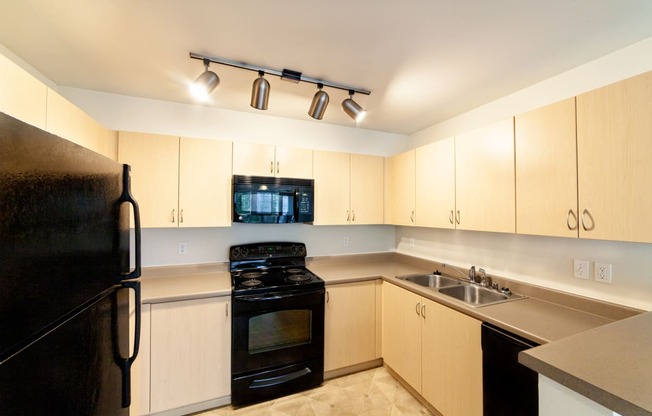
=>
[229,242,324,295]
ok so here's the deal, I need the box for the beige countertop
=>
[138,252,646,415]
[520,311,652,416]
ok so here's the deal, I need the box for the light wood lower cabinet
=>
[382,282,482,416]
[324,280,381,372]
[138,297,231,415]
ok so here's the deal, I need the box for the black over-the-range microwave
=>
[232,175,314,223]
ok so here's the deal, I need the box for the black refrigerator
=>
[0,111,142,415]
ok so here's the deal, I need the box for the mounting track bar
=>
[189,52,371,96]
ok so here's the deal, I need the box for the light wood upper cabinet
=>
[313,151,384,225]
[119,132,179,228]
[233,142,312,178]
[416,137,456,229]
[46,88,118,160]
[0,53,47,129]
[118,132,232,228]
[455,118,515,233]
[385,149,416,226]
[149,297,230,414]
[179,137,232,227]
[350,154,384,224]
[324,280,380,372]
[313,150,350,225]
[576,71,652,243]
[515,98,578,238]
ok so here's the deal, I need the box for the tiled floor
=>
[194,366,433,416]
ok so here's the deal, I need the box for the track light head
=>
[342,91,366,123]
[308,83,329,120]
[250,71,270,110]
[190,59,220,101]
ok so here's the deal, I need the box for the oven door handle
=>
[234,288,324,302]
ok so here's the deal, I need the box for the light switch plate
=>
[573,259,590,279]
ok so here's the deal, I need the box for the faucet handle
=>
[479,268,488,286]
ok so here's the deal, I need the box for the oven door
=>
[231,287,325,375]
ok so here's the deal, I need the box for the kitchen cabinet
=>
[576,71,652,243]
[46,88,118,160]
[421,298,482,416]
[0,52,47,129]
[515,98,578,238]
[313,151,384,225]
[382,282,482,416]
[148,297,230,414]
[415,137,456,229]
[455,118,515,233]
[232,142,313,178]
[385,149,416,226]
[118,132,232,228]
[324,280,380,372]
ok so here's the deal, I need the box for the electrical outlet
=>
[573,259,590,279]
[178,242,187,254]
[343,236,349,247]
[594,263,612,284]
[409,237,415,246]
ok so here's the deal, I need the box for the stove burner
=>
[241,279,262,287]
[287,274,310,283]
[287,268,304,274]
[242,271,263,279]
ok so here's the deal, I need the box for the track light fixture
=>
[342,90,366,123]
[189,59,220,102]
[251,71,270,110]
[308,83,329,120]
[189,52,370,122]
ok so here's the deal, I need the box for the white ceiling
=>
[1,1,652,135]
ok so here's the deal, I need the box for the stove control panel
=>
[229,242,306,261]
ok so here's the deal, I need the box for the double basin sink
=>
[396,273,525,307]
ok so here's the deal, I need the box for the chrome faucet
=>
[441,263,475,283]
[468,265,476,283]
[479,268,488,287]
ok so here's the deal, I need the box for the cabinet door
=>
[516,98,578,238]
[118,131,179,228]
[422,299,482,416]
[313,150,350,225]
[324,281,377,372]
[386,149,416,226]
[150,297,231,414]
[275,145,313,179]
[232,142,276,176]
[381,282,421,392]
[350,154,384,224]
[134,304,151,416]
[179,137,232,227]
[455,118,515,233]
[577,71,652,243]
[0,53,47,129]
[416,137,456,229]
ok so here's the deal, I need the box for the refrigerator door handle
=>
[117,280,141,408]
[120,164,142,280]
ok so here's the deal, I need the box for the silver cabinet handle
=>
[455,210,461,225]
[421,304,426,319]
[415,301,421,316]
[276,161,280,174]
[346,210,350,222]
[581,208,595,231]
[410,210,415,223]
[226,302,229,317]
[270,161,274,174]
[180,209,184,224]
[171,209,175,223]
[449,210,454,224]
[352,210,355,222]
[567,209,578,230]
[326,290,330,304]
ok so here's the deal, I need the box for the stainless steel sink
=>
[438,284,525,307]
[397,273,461,288]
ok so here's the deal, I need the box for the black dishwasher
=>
[481,323,539,416]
